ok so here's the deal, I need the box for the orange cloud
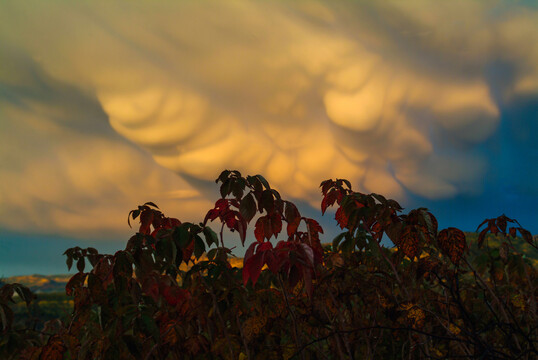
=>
[1,0,537,240]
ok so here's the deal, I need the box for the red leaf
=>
[307,219,323,235]
[299,243,314,267]
[204,209,219,224]
[270,212,282,239]
[321,189,338,215]
[65,272,87,297]
[321,196,329,215]
[163,286,190,307]
[263,216,273,240]
[497,216,507,233]
[139,210,154,235]
[335,207,348,229]
[518,228,533,246]
[244,242,258,263]
[243,252,265,286]
[284,201,301,236]
[40,335,66,360]
[509,227,517,238]
[320,180,333,196]
[254,217,265,242]
[287,216,301,237]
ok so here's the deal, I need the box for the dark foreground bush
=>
[1,170,537,359]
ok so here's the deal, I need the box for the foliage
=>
[1,170,537,359]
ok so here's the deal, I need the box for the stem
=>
[464,259,523,353]
[236,313,252,360]
[327,291,354,359]
[371,233,410,299]
[523,263,537,318]
[201,277,234,359]
[220,222,226,248]
[278,274,305,360]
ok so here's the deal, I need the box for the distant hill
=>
[1,274,71,293]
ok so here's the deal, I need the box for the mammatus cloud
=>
[1,0,537,239]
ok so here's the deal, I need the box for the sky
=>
[1,0,538,276]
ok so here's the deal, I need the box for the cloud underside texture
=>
[1,0,537,240]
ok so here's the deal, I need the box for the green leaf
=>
[203,226,219,247]
[174,224,192,248]
[194,235,205,259]
[11,284,33,307]
[144,201,159,209]
[77,257,85,272]
[220,178,232,198]
[207,248,218,261]
[332,232,346,249]
[123,335,142,358]
[256,174,271,190]
[139,314,160,341]
[66,256,73,271]
[239,192,257,223]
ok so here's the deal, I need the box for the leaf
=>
[269,212,283,239]
[13,284,34,306]
[139,313,160,341]
[399,226,421,259]
[128,209,140,228]
[332,232,346,249]
[66,256,73,271]
[0,303,13,331]
[123,335,142,359]
[299,243,314,267]
[244,252,265,286]
[518,228,534,246]
[174,224,192,248]
[76,257,85,272]
[438,228,467,266]
[497,215,508,233]
[334,207,348,229]
[236,214,248,246]
[39,335,66,360]
[256,174,271,190]
[509,227,517,238]
[207,248,218,261]
[144,201,159,209]
[65,272,87,297]
[194,235,205,259]
[320,179,333,195]
[203,226,219,247]
[239,192,257,223]
[259,190,274,213]
[254,217,265,242]
[139,209,154,235]
[216,169,231,183]
[477,228,488,248]
[385,221,403,246]
[284,201,301,236]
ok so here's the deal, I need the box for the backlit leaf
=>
[438,228,467,265]
[239,192,257,223]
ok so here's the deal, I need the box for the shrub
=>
[2,170,537,359]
